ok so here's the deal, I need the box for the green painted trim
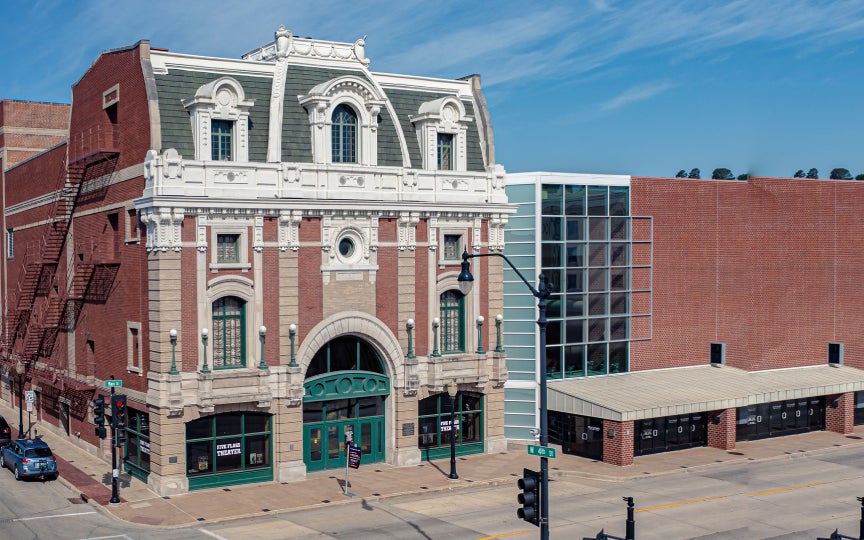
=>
[303,371,389,402]
[420,442,484,462]
[123,461,149,483]
[188,467,272,491]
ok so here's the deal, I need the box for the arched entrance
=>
[303,336,389,472]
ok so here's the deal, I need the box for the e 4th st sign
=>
[527,444,557,458]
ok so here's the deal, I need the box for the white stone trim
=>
[410,96,473,171]
[183,77,254,162]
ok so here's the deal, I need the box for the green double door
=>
[304,417,384,471]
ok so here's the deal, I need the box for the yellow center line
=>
[636,495,726,513]
[748,481,826,497]
[476,530,534,539]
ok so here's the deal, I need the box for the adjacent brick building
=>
[1,29,512,494]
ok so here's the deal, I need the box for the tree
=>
[793,170,805,178]
[675,170,687,178]
[688,168,701,179]
[806,168,819,179]
[829,168,852,180]
[711,168,734,180]
[737,174,749,180]
[856,174,864,181]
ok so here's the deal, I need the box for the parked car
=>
[0,438,58,480]
[0,416,11,446]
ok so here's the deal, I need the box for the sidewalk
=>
[2,401,862,528]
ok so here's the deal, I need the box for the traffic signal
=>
[94,395,106,439]
[112,395,127,430]
[517,468,540,526]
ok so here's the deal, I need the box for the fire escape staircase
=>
[11,125,120,363]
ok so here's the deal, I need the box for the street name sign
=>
[105,380,123,388]
[527,444,557,458]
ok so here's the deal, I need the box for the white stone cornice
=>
[140,207,184,252]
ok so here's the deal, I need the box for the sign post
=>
[343,429,359,497]
[527,444,557,459]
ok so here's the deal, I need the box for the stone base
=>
[277,459,307,483]
[485,435,508,454]
[148,473,189,497]
[391,445,421,467]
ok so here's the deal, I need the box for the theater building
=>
[503,172,864,465]
[1,28,511,494]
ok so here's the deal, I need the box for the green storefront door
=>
[304,417,384,471]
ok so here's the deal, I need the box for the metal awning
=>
[547,364,864,422]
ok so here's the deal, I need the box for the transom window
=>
[437,133,454,170]
[331,104,357,163]
[212,296,246,369]
[211,120,233,161]
[216,234,240,264]
[440,290,465,353]
[306,336,384,378]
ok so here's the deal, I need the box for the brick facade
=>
[825,392,854,435]
[602,419,634,466]
[707,408,737,451]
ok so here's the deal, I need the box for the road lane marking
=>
[636,495,726,513]
[198,529,230,540]
[477,530,533,539]
[16,510,97,522]
[77,536,133,540]
[636,481,828,513]
[748,481,826,497]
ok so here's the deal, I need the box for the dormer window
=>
[331,104,357,163]
[183,77,254,162]
[411,97,473,171]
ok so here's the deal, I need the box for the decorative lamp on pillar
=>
[288,324,298,367]
[447,380,459,480]
[258,326,267,369]
[476,315,485,354]
[406,319,416,359]
[169,328,179,375]
[495,314,504,353]
[200,328,211,374]
[431,318,441,358]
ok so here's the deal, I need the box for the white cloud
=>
[600,82,675,111]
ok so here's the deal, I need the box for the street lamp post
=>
[169,329,179,375]
[458,249,551,540]
[201,328,210,374]
[447,381,458,480]
[288,324,298,367]
[15,360,24,439]
[258,326,267,369]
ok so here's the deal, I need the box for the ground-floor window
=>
[549,411,603,460]
[737,397,825,441]
[123,409,150,481]
[634,413,707,456]
[186,412,272,489]
[855,392,864,425]
[418,391,483,460]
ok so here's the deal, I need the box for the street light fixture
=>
[458,249,552,540]
[169,328,179,375]
[288,324,298,367]
[15,359,24,439]
[201,328,210,374]
[258,326,267,369]
[447,380,459,480]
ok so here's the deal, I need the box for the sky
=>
[1,0,863,178]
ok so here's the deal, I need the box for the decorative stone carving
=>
[253,216,264,253]
[397,212,420,251]
[242,29,373,68]
[140,207,184,252]
[489,214,507,252]
[196,215,208,252]
[278,210,302,252]
[275,25,292,57]
[473,217,482,253]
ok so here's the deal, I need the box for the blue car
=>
[0,439,58,480]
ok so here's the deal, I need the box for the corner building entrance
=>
[303,336,389,472]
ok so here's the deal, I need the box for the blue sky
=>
[2,0,863,178]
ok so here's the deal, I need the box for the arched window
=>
[306,336,384,378]
[440,290,465,353]
[331,104,357,163]
[212,296,246,369]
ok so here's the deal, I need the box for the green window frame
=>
[443,234,461,261]
[417,391,483,457]
[216,234,240,263]
[186,412,272,478]
[331,104,357,163]
[440,290,465,354]
[437,133,454,170]
[212,296,246,369]
[305,335,385,378]
[211,119,233,161]
[123,409,150,481]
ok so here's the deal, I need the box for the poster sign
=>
[347,445,362,469]
[440,418,460,432]
[216,441,241,457]
[24,390,35,404]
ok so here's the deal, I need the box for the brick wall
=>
[630,177,864,373]
[0,100,70,169]
[707,408,736,450]
[602,419,634,466]
[825,392,854,435]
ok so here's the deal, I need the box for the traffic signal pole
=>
[109,384,120,504]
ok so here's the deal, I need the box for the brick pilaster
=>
[826,392,854,435]
[707,408,737,450]
[602,419,634,466]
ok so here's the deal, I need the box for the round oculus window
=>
[338,237,356,258]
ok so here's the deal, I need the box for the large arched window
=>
[212,296,246,369]
[306,335,384,378]
[331,104,357,163]
[440,290,465,354]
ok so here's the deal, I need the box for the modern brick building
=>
[1,28,512,494]
[503,173,864,466]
